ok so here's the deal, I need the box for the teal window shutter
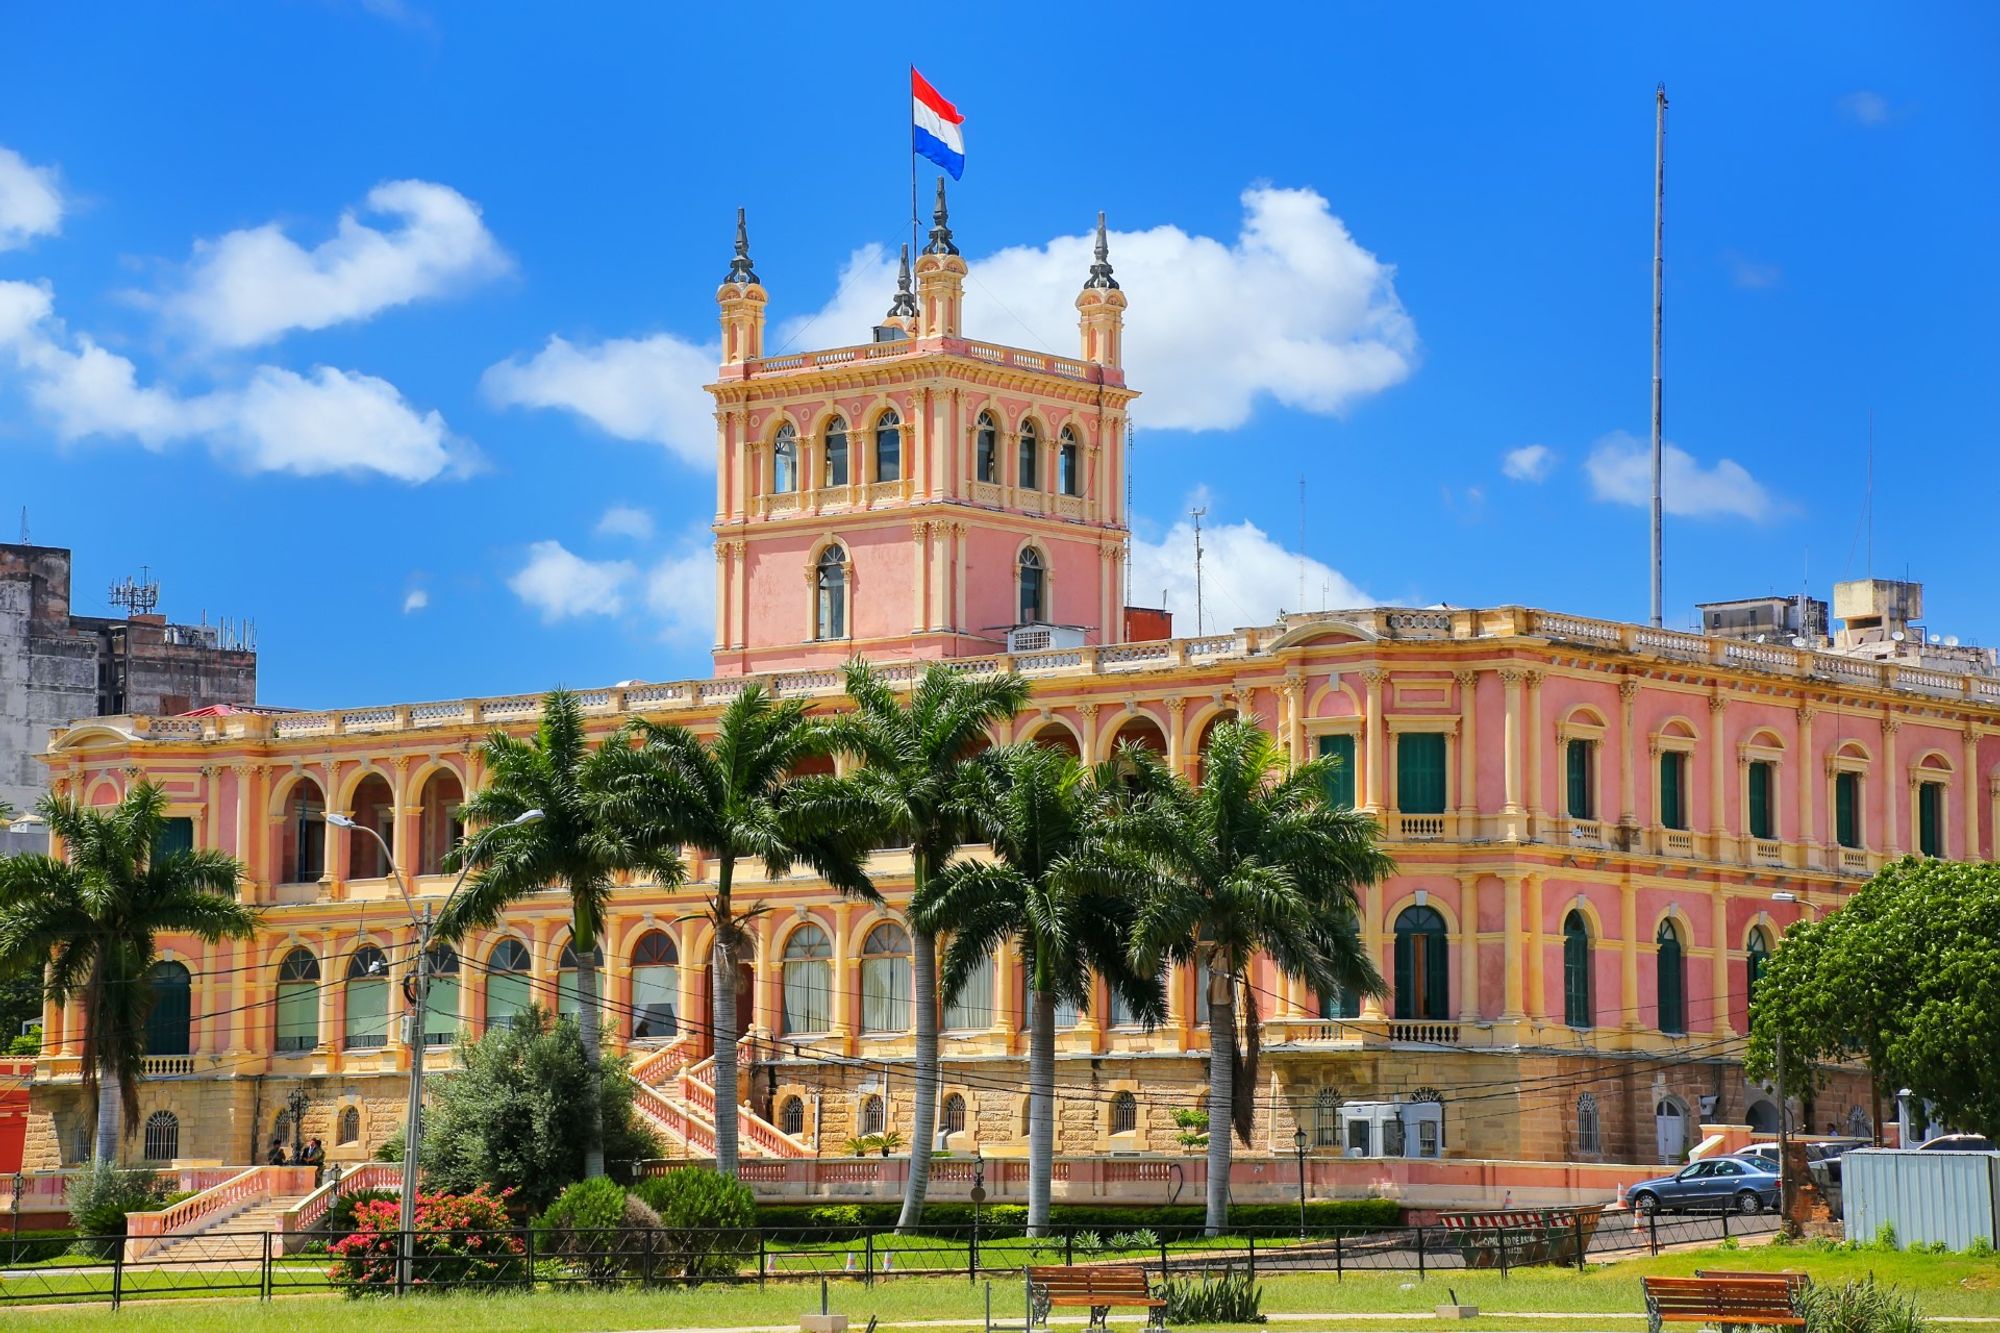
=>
[1919,782,1943,856]
[1656,922,1685,1034]
[1397,733,1447,814]
[1425,929,1449,1019]
[1748,761,1773,840]
[144,961,192,1056]
[1659,752,1686,830]
[1393,906,1449,1020]
[152,816,194,862]
[1318,734,1356,810]
[1835,772,1860,848]
[1562,912,1592,1027]
[1392,930,1414,1019]
[1566,741,1592,819]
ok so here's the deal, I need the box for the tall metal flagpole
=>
[909,66,921,264]
[1649,83,1667,628]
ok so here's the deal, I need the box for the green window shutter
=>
[1397,733,1447,814]
[1835,772,1860,848]
[276,982,318,1052]
[144,964,192,1056]
[1563,918,1591,1027]
[1566,741,1591,819]
[425,977,462,1045]
[345,979,388,1048]
[486,973,531,1033]
[1748,761,1773,840]
[1919,783,1943,856]
[1657,929,1685,1034]
[1659,752,1684,830]
[152,816,194,862]
[1392,931,1415,1019]
[1424,929,1449,1019]
[1318,734,1356,810]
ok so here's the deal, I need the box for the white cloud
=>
[486,184,1417,463]
[1584,430,1779,521]
[1128,513,1372,632]
[1502,443,1556,482]
[0,146,62,251]
[480,332,718,468]
[508,541,636,623]
[1839,90,1894,127]
[1726,251,1782,290]
[643,533,718,646]
[402,588,429,614]
[595,503,655,542]
[166,179,508,347]
[0,278,466,481]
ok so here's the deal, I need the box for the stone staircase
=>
[120,1164,321,1264]
[629,1036,811,1159]
[140,1196,308,1263]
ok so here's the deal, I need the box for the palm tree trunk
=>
[1204,970,1235,1237]
[896,917,940,1231]
[1027,985,1056,1237]
[713,860,740,1177]
[94,1058,122,1164]
[577,954,606,1178]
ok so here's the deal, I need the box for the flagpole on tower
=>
[909,65,921,266]
[1649,81,1667,629]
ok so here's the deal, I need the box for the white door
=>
[1655,1099,1686,1162]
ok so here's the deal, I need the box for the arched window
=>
[337,1105,361,1145]
[816,546,848,641]
[1017,419,1040,490]
[860,1093,885,1136]
[1847,1106,1871,1139]
[975,411,998,483]
[144,961,192,1056]
[276,948,320,1053]
[824,416,850,487]
[558,939,603,1023]
[943,1092,967,1134]
[782,924,832,1035]
[1576,1093,1602,1154]
[1562,911,1593,1028]
[1835,770,1863,848]
[1746,759,1776,840]
[345,945,389,1049]
[1314,1088,1341,1147]
[773,423,799,494]
[780,1096,805,1137]
[416,769,464,876]
[1746,927,1772,1005]
[1018,548,1047,625]
[860,923,912,1033]
[632,930,680,1040]
[279,778,326,883]
[1392,906,1449,1020]
[1109,984,1144,1029]
[1656,920,1686,1035]
[485,938,532,1032]
[1918,779,1946,856]
[873,409,902,482]
[142,1111,179,1162]
[421,945,461,1047]
[1110,1091,1138,1134]
[944,950,995,1030]
[1058,428,1082,497]
[1566,740,1596,819]
[348,774,395,878]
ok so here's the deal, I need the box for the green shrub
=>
[1110,1228,1160,1251]
[325,1187,399,1237]
[0,1229,80,1264]
[1796,1279,1930,1333]
[533,1178,658,1282]
[6,1026,40,1056]
[1074,1230,1104,1254]
[1159,1270,1264,1325]
[633,1167,756,1282]
[1967,1236,1995,1258]
[1873,1222,1900,1251]
[809,1204,865,1229]
[64,1159,166,1256]
[374,1132,404,1163]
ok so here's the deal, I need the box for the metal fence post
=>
[1498,1224,1510,1279]
[1574,1212,1586,1272]
[1721,1206,1730,1241]
[866,1231,875,1287]
[1415,1225,1425,1280]
[1064,1227,1073,1267]
[1246,1232,1256,1280]
[262,1230,273,1300]
[1647,1210,1658,1256]
[524,1223,536,1291]
[1334,1231,1343,1282]
[110,1239,124,1311]
[1159,1233,1169,1278]
[758,1231,767,1289]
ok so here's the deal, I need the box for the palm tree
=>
[595,684,879,1177]
[917,743,1161,1235]
[0,782,255,1161]
[1119,720,1392,1235]
[827,660,1030,1229]
[438,688,682,1179]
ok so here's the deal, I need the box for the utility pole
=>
[1190,506,1208,636]
[1649,82,1667,628]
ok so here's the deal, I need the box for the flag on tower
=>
[911,68,965,180]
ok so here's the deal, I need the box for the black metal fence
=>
[0,1208,1778,1308]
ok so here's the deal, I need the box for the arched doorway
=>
[1655,1097,1689,1163]
[1746,1099,1781,1135]
[1393,905,1449,1020]
[347,774,395,878]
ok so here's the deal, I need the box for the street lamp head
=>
[1770,891,1798,903]
[510,809,546,827]
[322,812,359,830]
[1294,1126,1308,1152]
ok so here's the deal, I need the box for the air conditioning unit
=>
[1006,624,1086,653]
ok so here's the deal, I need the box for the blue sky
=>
[1,3,1994,708]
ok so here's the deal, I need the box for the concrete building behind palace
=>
[23,197,1993,1177]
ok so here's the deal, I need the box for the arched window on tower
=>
[1563,911,1593,1028]
[773,423,799,494]
[1746,927,1772,1006]
[1058,427,1082,497]
[874,409,902,482]
[824,416,850,486]
[815,546,849,641]
[1017,420,1040,490]
[1576,1093,1602,1154]
[975,411,998,483]
[1656,920,1687,1034]
[1018,548,1047,625]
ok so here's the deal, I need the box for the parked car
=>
[1624,1155,1780,1215]
[1736,1138,1868,1169]
[1917,1134,1996,1152]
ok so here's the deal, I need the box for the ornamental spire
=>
[923,176,959,256]
[1083,210,1119,290]
[887,243,919,318]
[725,207,759,285]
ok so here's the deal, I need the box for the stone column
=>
[1454,671,1478,829]
[677,916,704,1043]
[993,937,1020,1048]
[712,543,730,652]
[1525,670,1547,833]
[1500,670,1526,839]
[1710,890,1731,1037]
[1500,873,1525,1019]
[1708,696,1730,857]
[1077,701,1101,764]
[911,519,932,634]
[318,927,340,1054]
[1962,728,1982,860]
[1359,881,1386,1020]
[1618,679,1641,832]
[1166,697,1188,778]
[829,902,856,1049]
[1619,878,1639,1033]
[1524,872,1546,1022]
[1362,671,1387,812]
[1283,677,1305,763]
[1882,717,1902,855]
[1797,706,1818,864]
[1456,873,1480,1022]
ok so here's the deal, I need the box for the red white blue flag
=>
[911,68,965,180]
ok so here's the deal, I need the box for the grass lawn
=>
[3,1240,1994,1331]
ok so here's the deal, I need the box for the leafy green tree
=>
[918,743,1160,1235]
[826,660,1030,1229]
[1119,721,1391,1235]
[419,1005,660,1210]
[439,688,682,1179]
[0,782,255,1160]
[1749,857,2000,1139]
[595,685,877,1177]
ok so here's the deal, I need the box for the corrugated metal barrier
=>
[1845,1149,2000,1250]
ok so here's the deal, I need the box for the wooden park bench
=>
[1694,1270,1813,1297]
[1642,1274,1806,1333]
[1026,1264,1167,1332]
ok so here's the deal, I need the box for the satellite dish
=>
[1929,634,1943,645]
[1754,634,1767,643]
[1945,635,1961,647]
[1790,637,1808,649]
[1891,631,1907,643]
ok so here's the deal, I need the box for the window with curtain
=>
[816,546,848,641]
[283,782,326,882]
[782,925,832,1035]
[1109,985,1146,1029]
[1396,733,1447,814]
[1918,781,1944,856]
[1656,920,1686,1034]
[1314,1088,1341,1147]
[943,1093,967,1134]
[780,1097,805,1136]
[1562,911,1593,1028]
[873,410,901,482]
[860,1094,885,1136]
[1017,420,1039,489]
[1835,771,1862,848]
[1017,548,1046,624]
[975,412,997,482]
[423,945,461,1047]
[1058,428,1082,496]
[860,923,912,1033]
[485,938,532,1032]
[1659,751,1689,830]
[1577,1093,1602,1153]
[142,1111,179,1162]
[632,931,679,1040]
[1746,928,1771,1004]
[276,948,320,1052]
[773,423,799,493]
[944,950,995,1030]
[1110,1090,1138,1133]
[1566,740,1595,819]
[557,939,603,1022]
[824,416,849,486]
[1393,906,1449,1020]
[144,961,192,1056]
[1053,992,1081,1029]
[152,816,195,862]
[1318,733,1356,810]
[1748,760,1775,839]
[345,945,389,1049]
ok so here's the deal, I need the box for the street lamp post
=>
[1293,1125,1309,1239]
[325,807,543,1294]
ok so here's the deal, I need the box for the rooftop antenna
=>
[17,507,26,545]
[1649,81,1667,629]
[1190,505,1208,636]
[109,566,160,618]
[1865,410,1874,579]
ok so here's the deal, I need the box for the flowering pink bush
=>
[328,1186,525,1293]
